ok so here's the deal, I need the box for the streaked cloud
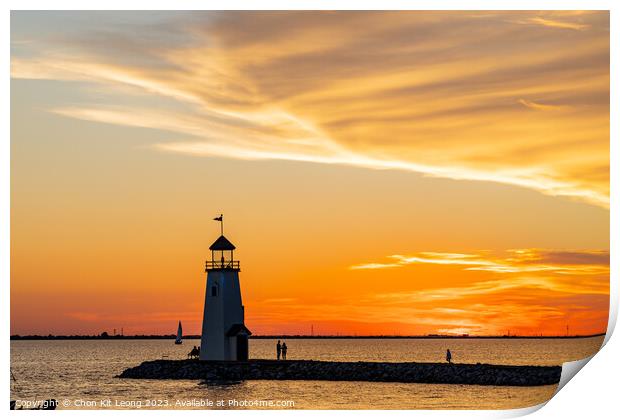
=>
[10,11,609,208]
[351,249,610,275]
[526,16,590,31]
[518,98,566,111]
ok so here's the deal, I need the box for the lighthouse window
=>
[211,286,218,297]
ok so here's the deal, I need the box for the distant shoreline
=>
[10,333,606,340]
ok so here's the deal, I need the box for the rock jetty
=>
[118,359,561,386]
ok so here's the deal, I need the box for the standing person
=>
[276,340,282,360]
[446,349,452,364]
[282,342,288,360]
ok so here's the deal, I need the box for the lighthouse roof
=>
[209,235,236,251]
[226,323,252,337]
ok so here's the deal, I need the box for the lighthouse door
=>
[236,334,249,361]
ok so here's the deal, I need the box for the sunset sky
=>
[10,11,609,336]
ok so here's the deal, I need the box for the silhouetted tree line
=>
[10,333,605,340]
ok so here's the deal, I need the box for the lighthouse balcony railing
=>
[205,260,240,270]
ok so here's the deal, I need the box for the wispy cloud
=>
[518,99,567,111]
[525,16,590,31]
[351,249,610,275]
[11,11,610,207]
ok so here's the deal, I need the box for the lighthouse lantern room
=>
[200,215,251,361]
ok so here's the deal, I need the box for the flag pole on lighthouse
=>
[214,214,223,235]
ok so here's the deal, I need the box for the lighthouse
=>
[200,215,251,361]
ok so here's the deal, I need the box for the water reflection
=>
[10,337,602,410]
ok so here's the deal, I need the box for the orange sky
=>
[10,11,609,336]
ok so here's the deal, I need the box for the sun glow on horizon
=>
[10,11,609,337]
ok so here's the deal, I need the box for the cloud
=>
[534,250,610,265]
[351,249,610,276]
[518,99,566,111]
[11,11,610,208]
[348,262,402,270]
[525,17,590,31]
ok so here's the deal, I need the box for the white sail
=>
[175,321,183,344]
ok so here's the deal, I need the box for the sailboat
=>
[175,321,183,345]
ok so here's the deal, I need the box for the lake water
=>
[10,336,603,410]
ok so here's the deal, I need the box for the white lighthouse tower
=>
[200,215,251,361]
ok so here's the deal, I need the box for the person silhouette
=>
[276,340,282,360]
[446,349,452,364]
[189,346,198,359]
[282,342,288,360]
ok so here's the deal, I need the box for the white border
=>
[3,1,618,419]
[2,0,619,11]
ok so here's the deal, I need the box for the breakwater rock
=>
[118,359,561,386]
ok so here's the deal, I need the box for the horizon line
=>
[10,332,607,340]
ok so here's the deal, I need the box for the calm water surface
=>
[10,337,603,410]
